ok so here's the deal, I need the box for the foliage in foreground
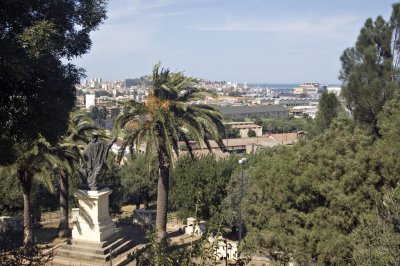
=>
[0,244,53,266]
[170,154,238,223]
[241,114,400,265]
[129,230,250,266]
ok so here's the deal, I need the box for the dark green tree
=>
[8,138,58,245]
[240,106,400,264]
[115,64,225,239]
[120,155,157,210]
[339,5,400,132]
[225,126,241,139]
[0,168,23,216]
[315,91,343,131]
[347,89,400,265]
[0,0,107,164]
[258,116,313,134]
[221,167,251,238]
[170,155,237,222]
[241,118,388,264]
[247,129,257,138]
[91,106,100,121]
[376,90,400,187]
[0,0,107,245]
[100,154,124,213]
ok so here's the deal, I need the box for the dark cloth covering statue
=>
[79,132,117,190]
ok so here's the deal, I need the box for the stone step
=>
[56,238,134,263]
[109,239,134,259]
[52,245,134,266]
[57,248,108,261]
[59,238,125,255]
[51,255,107,266]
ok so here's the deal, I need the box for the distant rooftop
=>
[213,105,287,115]
[223,121,255,125]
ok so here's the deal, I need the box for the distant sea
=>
[245,83,342,93]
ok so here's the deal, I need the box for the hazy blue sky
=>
[73,0,395,84]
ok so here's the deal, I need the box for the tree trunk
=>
[156,148,170,239]
[58,172,70,238]
[22,191,32,245]
[19,170,33,246]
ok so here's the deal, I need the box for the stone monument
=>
[72,132,117,241]
[56,133,133,263]
[79,132,116,191]
[72,188,116,242]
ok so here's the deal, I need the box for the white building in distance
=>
[85,94,96,109]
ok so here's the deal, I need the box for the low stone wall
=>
[0,216,23,245]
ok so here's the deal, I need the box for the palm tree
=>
[54,110,95,238]
[115,64,225,238]
[11,137,57,245]
[52,144,78,238]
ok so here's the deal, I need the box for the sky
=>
[73,0,395,84]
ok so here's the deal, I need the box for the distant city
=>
[76,76,342,121]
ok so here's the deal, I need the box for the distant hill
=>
[123,75,152,87]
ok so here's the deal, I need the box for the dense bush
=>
[170,154,238,223]
[241,114,400,265]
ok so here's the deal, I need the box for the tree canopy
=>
[339,4,400,132]
[315,91,343,132]
[120,154,158,210]
[241,108,400,264]
[170,154,238,222]
[0,0,107,164]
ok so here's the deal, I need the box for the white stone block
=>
[72,188,116,242]
[184,217,206,237]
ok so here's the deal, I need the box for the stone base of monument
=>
[71,188,116,242]
[56,188,134,264]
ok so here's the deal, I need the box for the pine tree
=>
[339,6,400,133]
[315,91,343,132]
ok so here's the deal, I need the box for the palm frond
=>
[34,168,54,193]
[115,63,225,173]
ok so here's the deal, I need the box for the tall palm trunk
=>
[156,147,170,239]
[22,192,32,245]
[18,169,33,245]
[58,171,70,237]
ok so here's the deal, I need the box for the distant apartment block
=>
[85,94,96,109]
[215,105,288,119]
[293,83,327,96]
[277,97,319,107]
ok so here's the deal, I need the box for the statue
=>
[79,132,117,190]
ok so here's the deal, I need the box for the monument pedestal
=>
[56,188,134,264]
[72,188,116,242]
